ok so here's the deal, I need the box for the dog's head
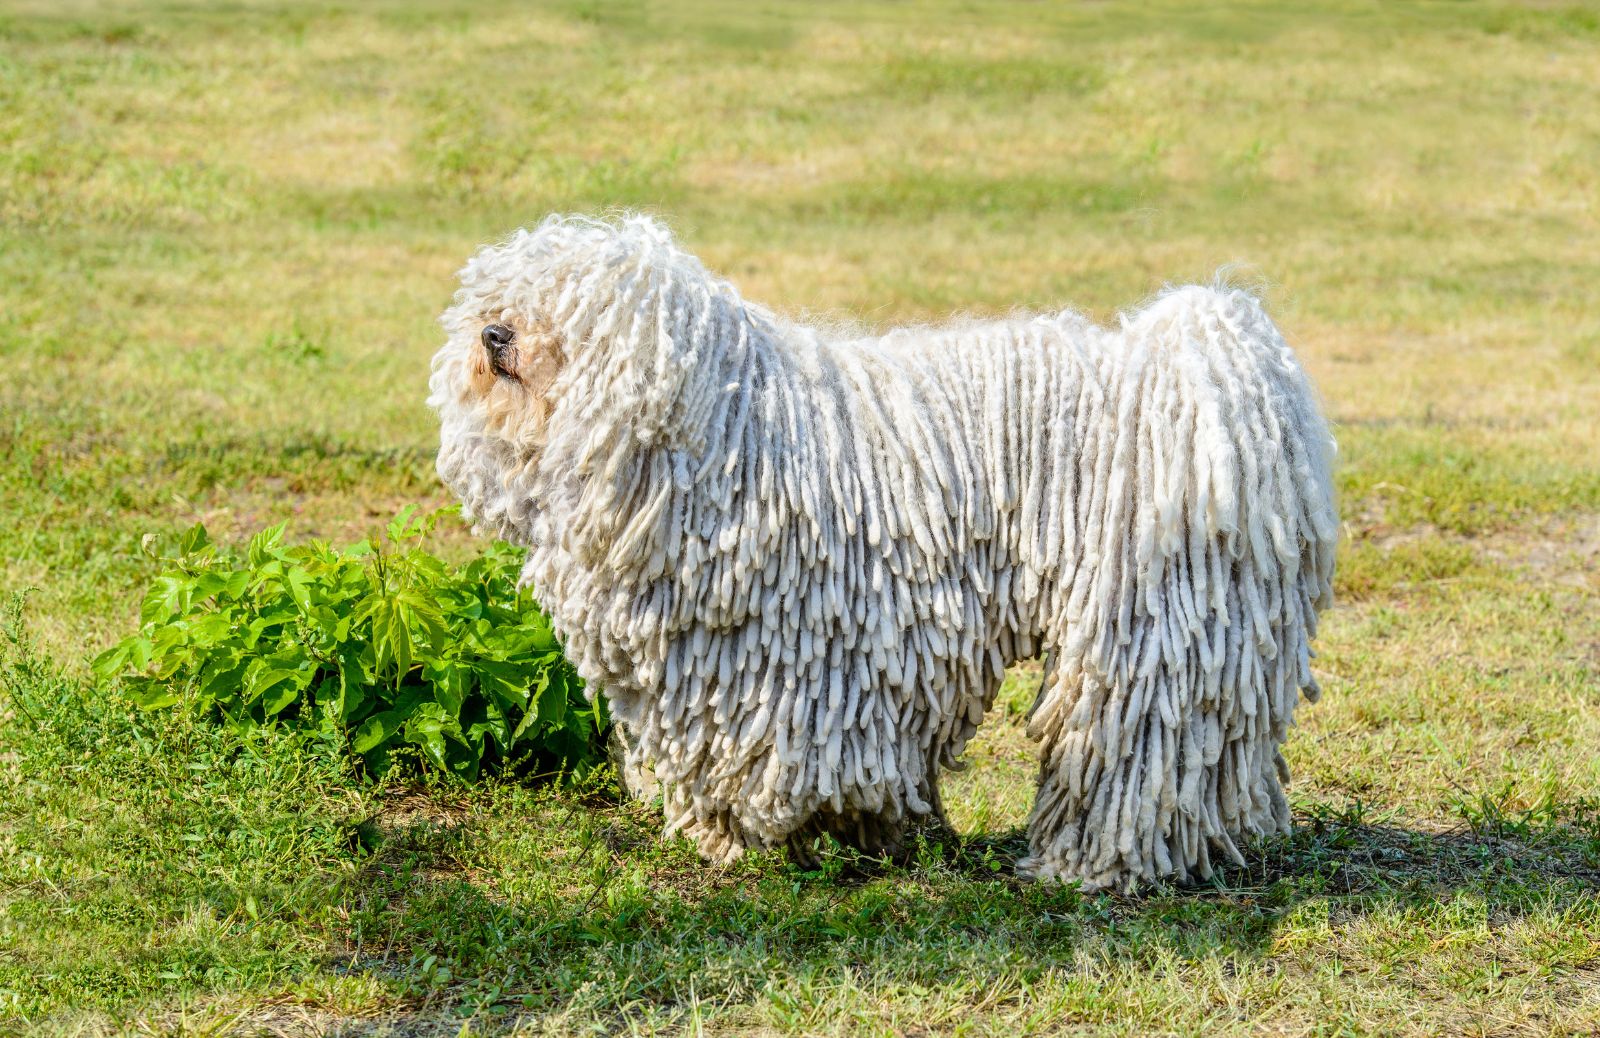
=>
[425,214,761,543]
[428,220,583,539]
[430,214,729,539]
[430,229,573,458]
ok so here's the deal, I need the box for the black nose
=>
[481,324,515,353]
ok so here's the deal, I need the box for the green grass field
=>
[3,1,1599,1034]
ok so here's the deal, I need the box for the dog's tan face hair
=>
[429,227,587,537]
[464,313,564,439]
[433,287,564,450]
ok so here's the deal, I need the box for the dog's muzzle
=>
[482,323,517,380]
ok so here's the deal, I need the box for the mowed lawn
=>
[3,1,1599,1034]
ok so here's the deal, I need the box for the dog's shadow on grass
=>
[955,795,1600,896]
[337,792,1600,1018]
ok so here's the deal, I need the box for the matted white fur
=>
[430,215,1337,892]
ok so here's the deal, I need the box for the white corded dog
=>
[430,214,1337,891]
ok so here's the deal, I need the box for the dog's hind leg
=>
[1017,286,1333,893]
[1018,649,1190,892]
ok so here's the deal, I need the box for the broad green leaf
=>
[471,704,511,754]
[510,669,555,744]
[245,664,312,710]
[126,637,154,673]
[140,575,195,625]
[91,642,131,684]
[350,687,428,753]
[178,522,211,556]
[351,712,397,754]
[181,570,220,600]
[179,612,232,649]
[397,589,446,648]
[260,679,302,716]
[284,566,313,614]
[198,659,248,706]
[387,503,421,543]
[536,667,568,730]
[403,702,453,771]
[337,647,370,722]
[474,659,532,709]
[221,569,251,600]
[422,658,468,716]
[365,594,415,678]
[128,680,183,710]
[348,713,385,751]
[247,522,288,566]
